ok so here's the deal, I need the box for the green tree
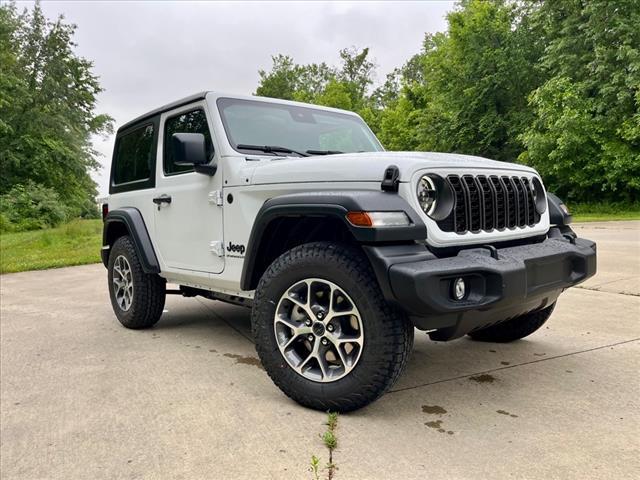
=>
[254,47,377,114]
[520,0,640,202]
[0,1,112,220]
[256,54,336,103]
[256,54,304,100]
[336,46,375,110]
[397,0,542,162]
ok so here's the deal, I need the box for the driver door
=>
[153,102,224,274]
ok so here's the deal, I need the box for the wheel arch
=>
[102,207,160,274]
[240,191,426,291]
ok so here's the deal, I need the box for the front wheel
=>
[251,242,414,412]
[468,303,556,343]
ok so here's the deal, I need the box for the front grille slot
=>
[437,174,542,234]
[448,176,467,233]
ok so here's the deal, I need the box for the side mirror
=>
[171,133,216,175]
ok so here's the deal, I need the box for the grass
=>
[570,202,640,222]
[0,219,102,274]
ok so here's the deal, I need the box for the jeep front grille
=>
[437,174,541,233]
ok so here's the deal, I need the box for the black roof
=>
[117,91,208,132]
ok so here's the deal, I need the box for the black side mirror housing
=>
[171,133,216,175]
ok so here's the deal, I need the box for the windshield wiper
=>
[305,149,343,155]
[236,144,309,157]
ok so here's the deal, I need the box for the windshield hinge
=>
[208,190,224,206]
[381,165,400,192]
[209,241,224,256]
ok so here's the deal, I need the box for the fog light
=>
[452,277,466,300]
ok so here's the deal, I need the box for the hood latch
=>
[381,165,400,192]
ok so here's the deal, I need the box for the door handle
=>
[153,194,172,210]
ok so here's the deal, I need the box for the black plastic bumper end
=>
[367,232,597,340]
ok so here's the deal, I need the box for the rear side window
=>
[113,124,155,185]
[164,109,214,175]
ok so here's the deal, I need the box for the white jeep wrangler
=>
[102,92,597,411]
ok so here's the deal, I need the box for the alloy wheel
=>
[273,278,364,382]
[112,255,134,311]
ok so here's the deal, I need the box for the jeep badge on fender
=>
[226,242,245,256]
[101,92,597,412]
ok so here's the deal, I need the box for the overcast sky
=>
[21,1,455,196]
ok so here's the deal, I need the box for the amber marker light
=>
[346,211,411,228]
[346,211,373,227]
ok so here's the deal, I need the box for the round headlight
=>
[416,174,455,220]
[417,175,437,216]
[531,177,547,214]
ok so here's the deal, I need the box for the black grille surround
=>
[437,174,541,234]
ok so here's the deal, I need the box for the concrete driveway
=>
[1,222,638,479]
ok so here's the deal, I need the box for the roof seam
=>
[117,91,208,132]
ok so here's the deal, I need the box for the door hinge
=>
[209,241,224,257]
[208,190,223,206]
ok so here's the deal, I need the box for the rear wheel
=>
[108,235,166,329]
[252,242,414,412]
[468,303,556,343]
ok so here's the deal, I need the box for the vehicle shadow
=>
[152,296,568,406]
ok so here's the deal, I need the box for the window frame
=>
[162,107,214,177]
[109,117,159,194]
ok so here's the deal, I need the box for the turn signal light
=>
[346,211,373,227]
[346,211,411,228]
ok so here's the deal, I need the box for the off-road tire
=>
[108,235,166,329]
[468,303,556,343]
[252,242,414,412]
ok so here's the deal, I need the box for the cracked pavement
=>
[1,221,638,479]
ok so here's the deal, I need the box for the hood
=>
[249,151,537,185]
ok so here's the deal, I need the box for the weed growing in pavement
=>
[309,412,339,480]
[322,430,337,450]
[326,412,338,430]
[309,455,321,480]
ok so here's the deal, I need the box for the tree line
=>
[255,0,640,204]
[0,1,637,233]
[0,2,112,231]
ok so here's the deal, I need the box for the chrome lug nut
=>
[321,338,328,346]
[316,311,324,320]
[326,324,334,332]
[307,334,314,342]
[305,319,312,326]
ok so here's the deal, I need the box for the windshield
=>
[217,97,383,155]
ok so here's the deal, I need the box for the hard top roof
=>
[117,91,207,132]
[117,91,361,133]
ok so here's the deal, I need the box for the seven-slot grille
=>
[437,174,541,234]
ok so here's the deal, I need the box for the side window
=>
[164,108,214,175]
[113,124,155,185]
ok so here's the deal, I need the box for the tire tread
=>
[468,303,555,343]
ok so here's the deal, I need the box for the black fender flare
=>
[102,207,160,274]
[239,190,427,290]
[547,192,573,226]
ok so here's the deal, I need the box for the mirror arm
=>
[194,162,217,176]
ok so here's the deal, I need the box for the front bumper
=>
[365,228,597,340]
